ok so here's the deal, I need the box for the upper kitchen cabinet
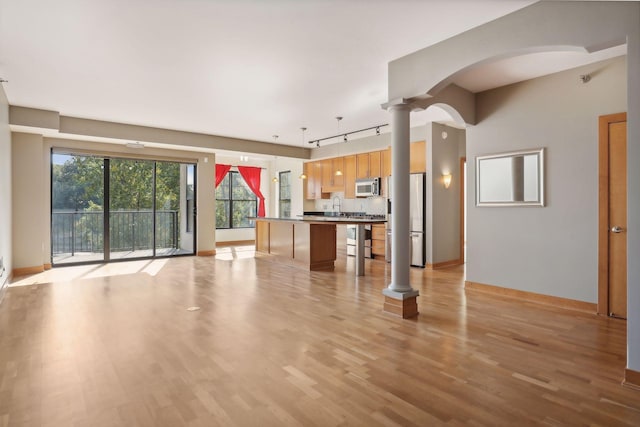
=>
[369,151,381,177]
[356,153,370,179]
[305,161,329,200]
[343,155,357,199]
[321,157,344,192]
[410,140,426,173]
[381,147,391,176]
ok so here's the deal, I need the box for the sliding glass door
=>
[51,152,196,265]
[51,153,105,264]
[108,158,155,259]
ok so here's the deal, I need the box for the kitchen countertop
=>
[251,216,387,224]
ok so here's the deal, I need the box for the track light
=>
[309,123,388,147]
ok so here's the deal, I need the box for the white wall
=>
[12,133,47,270]
[426,123,465,265]
[467,56,626,302]
[0,85,11,297]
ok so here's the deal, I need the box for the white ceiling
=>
[0,0,625,149]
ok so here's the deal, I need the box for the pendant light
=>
[334,116,343,176]
[272,135,279,183]
[299,127,308,180]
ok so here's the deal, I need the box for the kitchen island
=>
[253,217,386,275]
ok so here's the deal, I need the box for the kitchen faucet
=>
[333,196,341,214]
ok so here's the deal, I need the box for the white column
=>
[384,103,418,298]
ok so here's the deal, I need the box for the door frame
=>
[597,112,627,315]
[459,157,466,264]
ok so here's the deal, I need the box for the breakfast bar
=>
[253,217,386,276]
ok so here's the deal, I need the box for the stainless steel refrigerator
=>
[409,173,426,267]
[385,173,426,267]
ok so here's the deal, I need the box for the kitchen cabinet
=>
[254,219,337,271]
[332,157,345,188]
[356,153,370,179]
[381,147,391,176]
[369,151,381,177]
[320,159,332,188]
[372,224,386,257]
[305,161,329,200]
[321,157,344,192]
[344,155,357,199]
[410,140,426,173]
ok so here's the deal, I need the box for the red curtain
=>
[215,164,231,188]
[237,166,266,217]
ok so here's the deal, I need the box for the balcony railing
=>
[52,210,179,256]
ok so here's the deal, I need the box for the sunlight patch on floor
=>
[215,245,255,261]
[10,258,171,286]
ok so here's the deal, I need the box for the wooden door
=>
[598,113,627,318]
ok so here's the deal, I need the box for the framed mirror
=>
[476,148,545,207]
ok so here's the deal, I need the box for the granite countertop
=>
[251,216,386,224]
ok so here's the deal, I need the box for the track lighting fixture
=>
[308,123,388,146]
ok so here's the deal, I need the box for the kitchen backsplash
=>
[314,192,387,215]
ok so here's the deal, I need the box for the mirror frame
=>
[475,147,545,207]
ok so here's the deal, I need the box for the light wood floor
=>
[1,249,639,426]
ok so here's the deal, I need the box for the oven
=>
[346,224,373,258]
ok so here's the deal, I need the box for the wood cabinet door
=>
[320,159,332,188]
[306,161,322,200]
[304,162,314,199]
[382,147,391,176]
[314,162,325,199]
[410,140,426,173]
[369,151,381,177]
[344,155,357,199]
[356,153,370,179]
[332,157,344,188]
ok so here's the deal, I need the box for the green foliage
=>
[52,155,103,210]
[52,155,181,212]
[215,171,256,228]
[51,154,187,256]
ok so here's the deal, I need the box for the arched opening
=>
[409,103,468,269]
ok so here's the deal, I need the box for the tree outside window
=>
[279,171,291,218]
[215,171,257,228]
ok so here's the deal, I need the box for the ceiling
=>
[0,0,626,149]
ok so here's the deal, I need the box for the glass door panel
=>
[154,162,196,256]
[109,159,155,260]
[51,153,105,264]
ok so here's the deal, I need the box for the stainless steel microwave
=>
[355,177,381,197]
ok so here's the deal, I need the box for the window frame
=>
[215,170,258,229]
[278,170,291,218]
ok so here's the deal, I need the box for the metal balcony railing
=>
[52,210,179,256]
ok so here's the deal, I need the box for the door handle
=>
[611,226,624,233]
